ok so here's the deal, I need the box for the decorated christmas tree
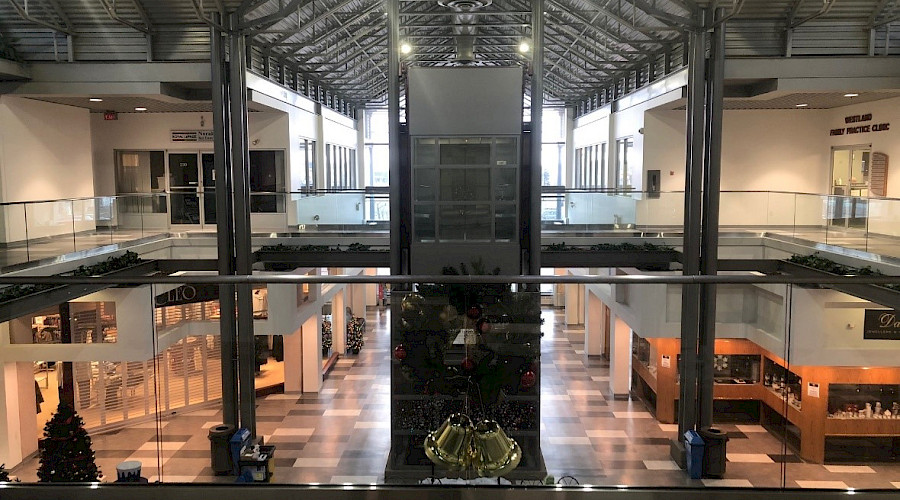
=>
[37,402,100,482]
[347,315,365,353]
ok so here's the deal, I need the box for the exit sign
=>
[103,111,118,121]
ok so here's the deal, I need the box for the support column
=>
[608,315,631,397]
[0,360,38,467]
[553,269,566,308]
[210,11,238,428]
[283,328,303,393]
[698,7,726,429]
[228,13,256,436]
[584,291,604,357]
[332,290,347,354]
[564,284,580,325]
[676,23,707,443]
[350,284,367,318]
[528,0,544,276]
[387,0,403,276]
[364,268,377,307]
[302,315,323,392]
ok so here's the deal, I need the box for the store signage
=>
[830,112,891,136]
[807,382,820,398]
[154,284,220,308]
[863,309,900,340]
[171,130,214,142]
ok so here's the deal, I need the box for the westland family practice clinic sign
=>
[830,113,890,136]
[864,310,900,340]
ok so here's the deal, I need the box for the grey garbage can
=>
[209,424,236,474]
[698,427,729,478]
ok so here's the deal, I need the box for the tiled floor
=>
[11,307,900,489]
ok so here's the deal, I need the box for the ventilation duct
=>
[438,0,491,64]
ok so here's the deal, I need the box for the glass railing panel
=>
[635,191,684,232]
[286,191,384,234]
[0,202,29,267]
[865,197,900,258]
[23,199,77,260]
[791,193,830,246]
[72,197,108,253]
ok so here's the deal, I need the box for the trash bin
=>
[699,427,729,478]
[208,424,235,475]
[115,460,143,482]
[684,430,704,479]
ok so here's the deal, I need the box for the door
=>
[201,153,217,224]
[169,153,201,226]
[829,146,871,229]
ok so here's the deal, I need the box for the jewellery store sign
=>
[864,309,900,340]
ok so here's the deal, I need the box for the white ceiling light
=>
[518,41,530,53]
[134,107,148,111]
[89,98,103,102]
[400,42,412,54]
[844,93,859,98]
[795,103,808,107]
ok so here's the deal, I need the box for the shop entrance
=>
[829,145,871,229]
[169,152,216,228]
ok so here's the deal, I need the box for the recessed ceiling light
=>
[844,93,859,98]
[134,107,147,111]
[796,103,808,107]
[89,98,103,102]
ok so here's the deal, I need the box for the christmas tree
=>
[347,315,365,353]
[37,402,100,482]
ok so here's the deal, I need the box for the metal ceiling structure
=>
[0,0,898,113]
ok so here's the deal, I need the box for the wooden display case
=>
[630,336,900,463]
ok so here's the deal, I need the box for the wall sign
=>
[863,309,900,340]
[171,130,214,142]
[154,284,220,308]
[830,113,891,137]
[661,355,671,368]
[808,382,820,398]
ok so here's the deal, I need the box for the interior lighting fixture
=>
[795,103,808,107]
[134,107,148,111]
[844,93,859,98]
[518,41,530,53]
[400,42,412,54]
[89,98,103,102]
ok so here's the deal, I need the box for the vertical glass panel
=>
[494,203,516,240]
[413,204,435,241]
[415,138,439,165]
[494,168,517,202]
[438,204,467,240]
[466,144,491,165]
[415,169,437,201]
[440,143,467,165]
[467,204,491,239]
[440,169,467,201]
[495,137,518,164]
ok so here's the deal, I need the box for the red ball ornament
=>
[466,305,482,320]
[461,357,476,372]
[520,370,536,390]
[477,318,491,334]
[393,344,407,360]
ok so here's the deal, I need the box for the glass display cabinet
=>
[827,384,900,419]
[763,358,802,410]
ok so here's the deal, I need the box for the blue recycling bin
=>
[684,430,705,479]
[229,428,251,475]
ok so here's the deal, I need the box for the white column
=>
[553,269,566,308]
[608,315,632,397]
[332,289,346,354]
[351,284,366,316]
[584,290,604,356]
[283,327,303,393]
[564,284,580,325]
[364,269,377,307]
[0,361,37,468]
[302,315,323,392]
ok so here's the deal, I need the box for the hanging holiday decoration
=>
[476,317,491,334]
[394,344,408,360]
[519,370,536,390]
[424,414,521,477]
[466,304,482,320]
[322,319,333,353]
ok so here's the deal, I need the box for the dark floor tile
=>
[545,417,582,423]
[149,434,193,442]
[274,458,297,467]
[602,460,648,470]
[257,415,286,422]
[308,435,351,443]
[266,442,306,450]
[342,450,388,458]
[630,437,671,445]
[726,431,748,439]
[577,411,614,417]
[288,409,325,416]
[769,454,803,463]
[172,450,211,459]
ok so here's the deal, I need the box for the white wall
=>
[0,96,95,242]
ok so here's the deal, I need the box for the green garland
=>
[0,251,143,303]
[543,241,674,252]
[787,252,900,291]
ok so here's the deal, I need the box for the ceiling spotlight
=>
[134,107,147,111]
[844,93,859,98]
[796,103,808,107]
[89,98,103,102]
[400,42,412,54]
[519,41,530,53]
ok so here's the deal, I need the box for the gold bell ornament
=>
[424,413,475,471]
[471,419,521,477]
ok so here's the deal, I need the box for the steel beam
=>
[529,0,544,276]
[676,20,705,444]
[387,0,402,276]
[210,12,239,429]
[698,7,725,430]
[228,12,257,437]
